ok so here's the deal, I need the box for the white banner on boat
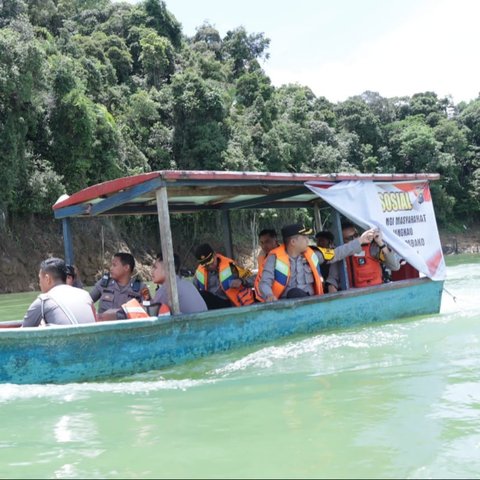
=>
[306,180,446,280]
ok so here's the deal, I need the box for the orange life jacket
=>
[256,245,324,300]
[346,244,383,288]
[157,303,171,316]
[122,299,171,318]
[253,254,267,302]
[194,254,255,307]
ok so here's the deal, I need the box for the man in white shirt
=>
[23,258,97,327]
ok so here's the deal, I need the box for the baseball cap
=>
[194,243,216,266]
[281,224,313,239]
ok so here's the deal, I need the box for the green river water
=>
[0,255,479,479]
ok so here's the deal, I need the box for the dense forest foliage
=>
[1,0,480,228]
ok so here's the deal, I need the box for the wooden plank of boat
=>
[0,278,442,385]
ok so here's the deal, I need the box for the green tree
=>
[119,89,168,171]
[171,71,228,170]
[459,98,480,146]
[21,155,65,213]
[222,27,270,78]
[0,24,45,213]
[139,30,174,87]
[0,0,27,26]
[192,22,222,60]
[143,0,181,47]
[335,98,383,152]
[222,122,264,172]
[469,168,480,215]
[50,85,121,192]
[236,71,273,107]
[410,91,444,117]
[388,118,441,173]
[358,91,397,124]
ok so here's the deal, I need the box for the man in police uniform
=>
[258,223,377,302]
[90,252,149,314]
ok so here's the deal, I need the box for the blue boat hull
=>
[0,278,443,384]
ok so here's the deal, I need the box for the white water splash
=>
[211,328,406,376]
[0,377,215,404]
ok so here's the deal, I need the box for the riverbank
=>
[1,216,479,293]
[440,227,480,255]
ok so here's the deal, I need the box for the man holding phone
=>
[339,221,400,289]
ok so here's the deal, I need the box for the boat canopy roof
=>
[52,170,440,219]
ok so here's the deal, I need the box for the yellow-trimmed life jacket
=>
[256,245,324,300]
[253,254,267,302]
[194,254,255,307]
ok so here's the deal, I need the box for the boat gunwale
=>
[0,277,441,340]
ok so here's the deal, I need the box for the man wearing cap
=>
[256,223,377,302]
[193,243,256,309]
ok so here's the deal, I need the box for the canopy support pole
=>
[222,210,234,258]
[156,187,180,314]
[313,201,322,232]
[62,218,74,266]
[333,210,349,291]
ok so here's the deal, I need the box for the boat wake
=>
[0,377,215,404]
[210,327,406,377]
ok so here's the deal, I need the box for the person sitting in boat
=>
[22,257,96,327]
[257,229,279,268]
[257,223,376,302]
[152,252,208,314]
[327,221,400,290]
[254,229,280,300]
[90,252,150,314]
[65,264,84,289]
[314,230,342,294]
[193,243,256,309]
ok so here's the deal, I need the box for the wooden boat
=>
[0,171,445,384]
